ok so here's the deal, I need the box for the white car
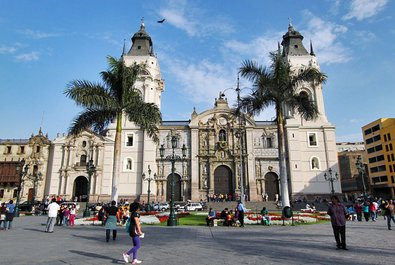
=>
[184,202,203,211]
[153,203,169,211]
[60,201,80,210]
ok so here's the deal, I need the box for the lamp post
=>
[355,155,367,197]
[83,157,96,217]
[15,158,28,217]
[324,168,338,196]
[220,76,245,204]
[142,165,154,212]
[159,136,187,226]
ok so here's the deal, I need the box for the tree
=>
[65,56,162,202]
[238,51,326,207]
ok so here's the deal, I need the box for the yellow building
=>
[362,118,395,198]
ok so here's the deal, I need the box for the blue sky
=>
[0,0,394,142]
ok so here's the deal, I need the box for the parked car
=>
[175,202,187,211]
[18,201,43,212]
[60,201,80,210]
[153,202,169,211]
[184,202,203,211]
[89,203,104,211]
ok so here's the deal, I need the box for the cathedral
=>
[0,22,340,204]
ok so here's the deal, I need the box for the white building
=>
[45,22,340,203]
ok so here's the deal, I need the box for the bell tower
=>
[281,22,340,198]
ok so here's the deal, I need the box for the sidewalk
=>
[0,215,393,265]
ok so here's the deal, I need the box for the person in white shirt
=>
[45,198,60,233]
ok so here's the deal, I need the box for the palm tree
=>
[239,51,326,208]
[65,56,162,202]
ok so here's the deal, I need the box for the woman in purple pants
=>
[123,202,143,264]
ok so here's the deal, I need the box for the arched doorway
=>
[214,166,233,198]
[264,172,279,201]
[166,173,181,202]
[74,176,88,202]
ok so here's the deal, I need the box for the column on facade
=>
[190,128,200,201]
[246,128,257,201]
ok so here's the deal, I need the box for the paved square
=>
[0,216,393,264]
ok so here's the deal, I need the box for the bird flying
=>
[157,18,165,23]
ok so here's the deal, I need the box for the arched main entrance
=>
[214,166,233,197]
[74,176,88,202]
[264,172,279,201]
[166,173,181,202]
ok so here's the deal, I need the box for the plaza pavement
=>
[0,215,393,265]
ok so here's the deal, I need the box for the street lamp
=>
[142,165,154,212]
[355,155,367,197]
[83,157,96,217]
[15,158,28,217]
[159,136,187,226]
[220,75,245,204]
[324,168,338,196]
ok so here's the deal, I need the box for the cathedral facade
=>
[42,22,340,203]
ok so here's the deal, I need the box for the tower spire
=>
[122,39,126,56]
[310,40,315,56]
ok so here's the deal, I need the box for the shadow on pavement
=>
[69,250,123,264]
[23,228,47,233]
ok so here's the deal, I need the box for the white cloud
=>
[354,30,377,43]
[158,0,233,37]
[15,52,39,61]
[163,56,235,104]
[18,29,60,39]
[302,12,351,64]
[343,0,389,21]
[0,45,17,54]
[336,133,363,142]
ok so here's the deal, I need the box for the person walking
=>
[0,202,7,229]
[45,198,60,233]
[4,200,16,230]
[105,200,119,242]
[237,201,246,227]
[123,202,143,264]
[354,201,362,221]
[69,204,77,226]
[383,200,395,230]
[327,195,348,250]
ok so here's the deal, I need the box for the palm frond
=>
[65,81,115,108]
[68,108,116,135]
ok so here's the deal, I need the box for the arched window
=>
[219,129,226,142]
[80,154,87,166]
[311,157,320,170]
[82,141,87,147]
[125,158,133,171]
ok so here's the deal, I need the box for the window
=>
[388,133,392,141]
[36,146,40,153]
[392,176,395,183]
[80,155,87,166]
[392,154,395,161]
[6,146,11,154]
[390,144,393,151]
[125,158,133,171]
[82,141,87,147]
[372,125,380,132]
[266,137,273,148]
[20,146,25,154]
[384,135,388,142]
[0,189,3,198]
[219,130,226,142]
[387,155,391,162]
[308,133,317,147]
[311,157,320,170]
[13,189,18,198]
[126,134,134,147]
